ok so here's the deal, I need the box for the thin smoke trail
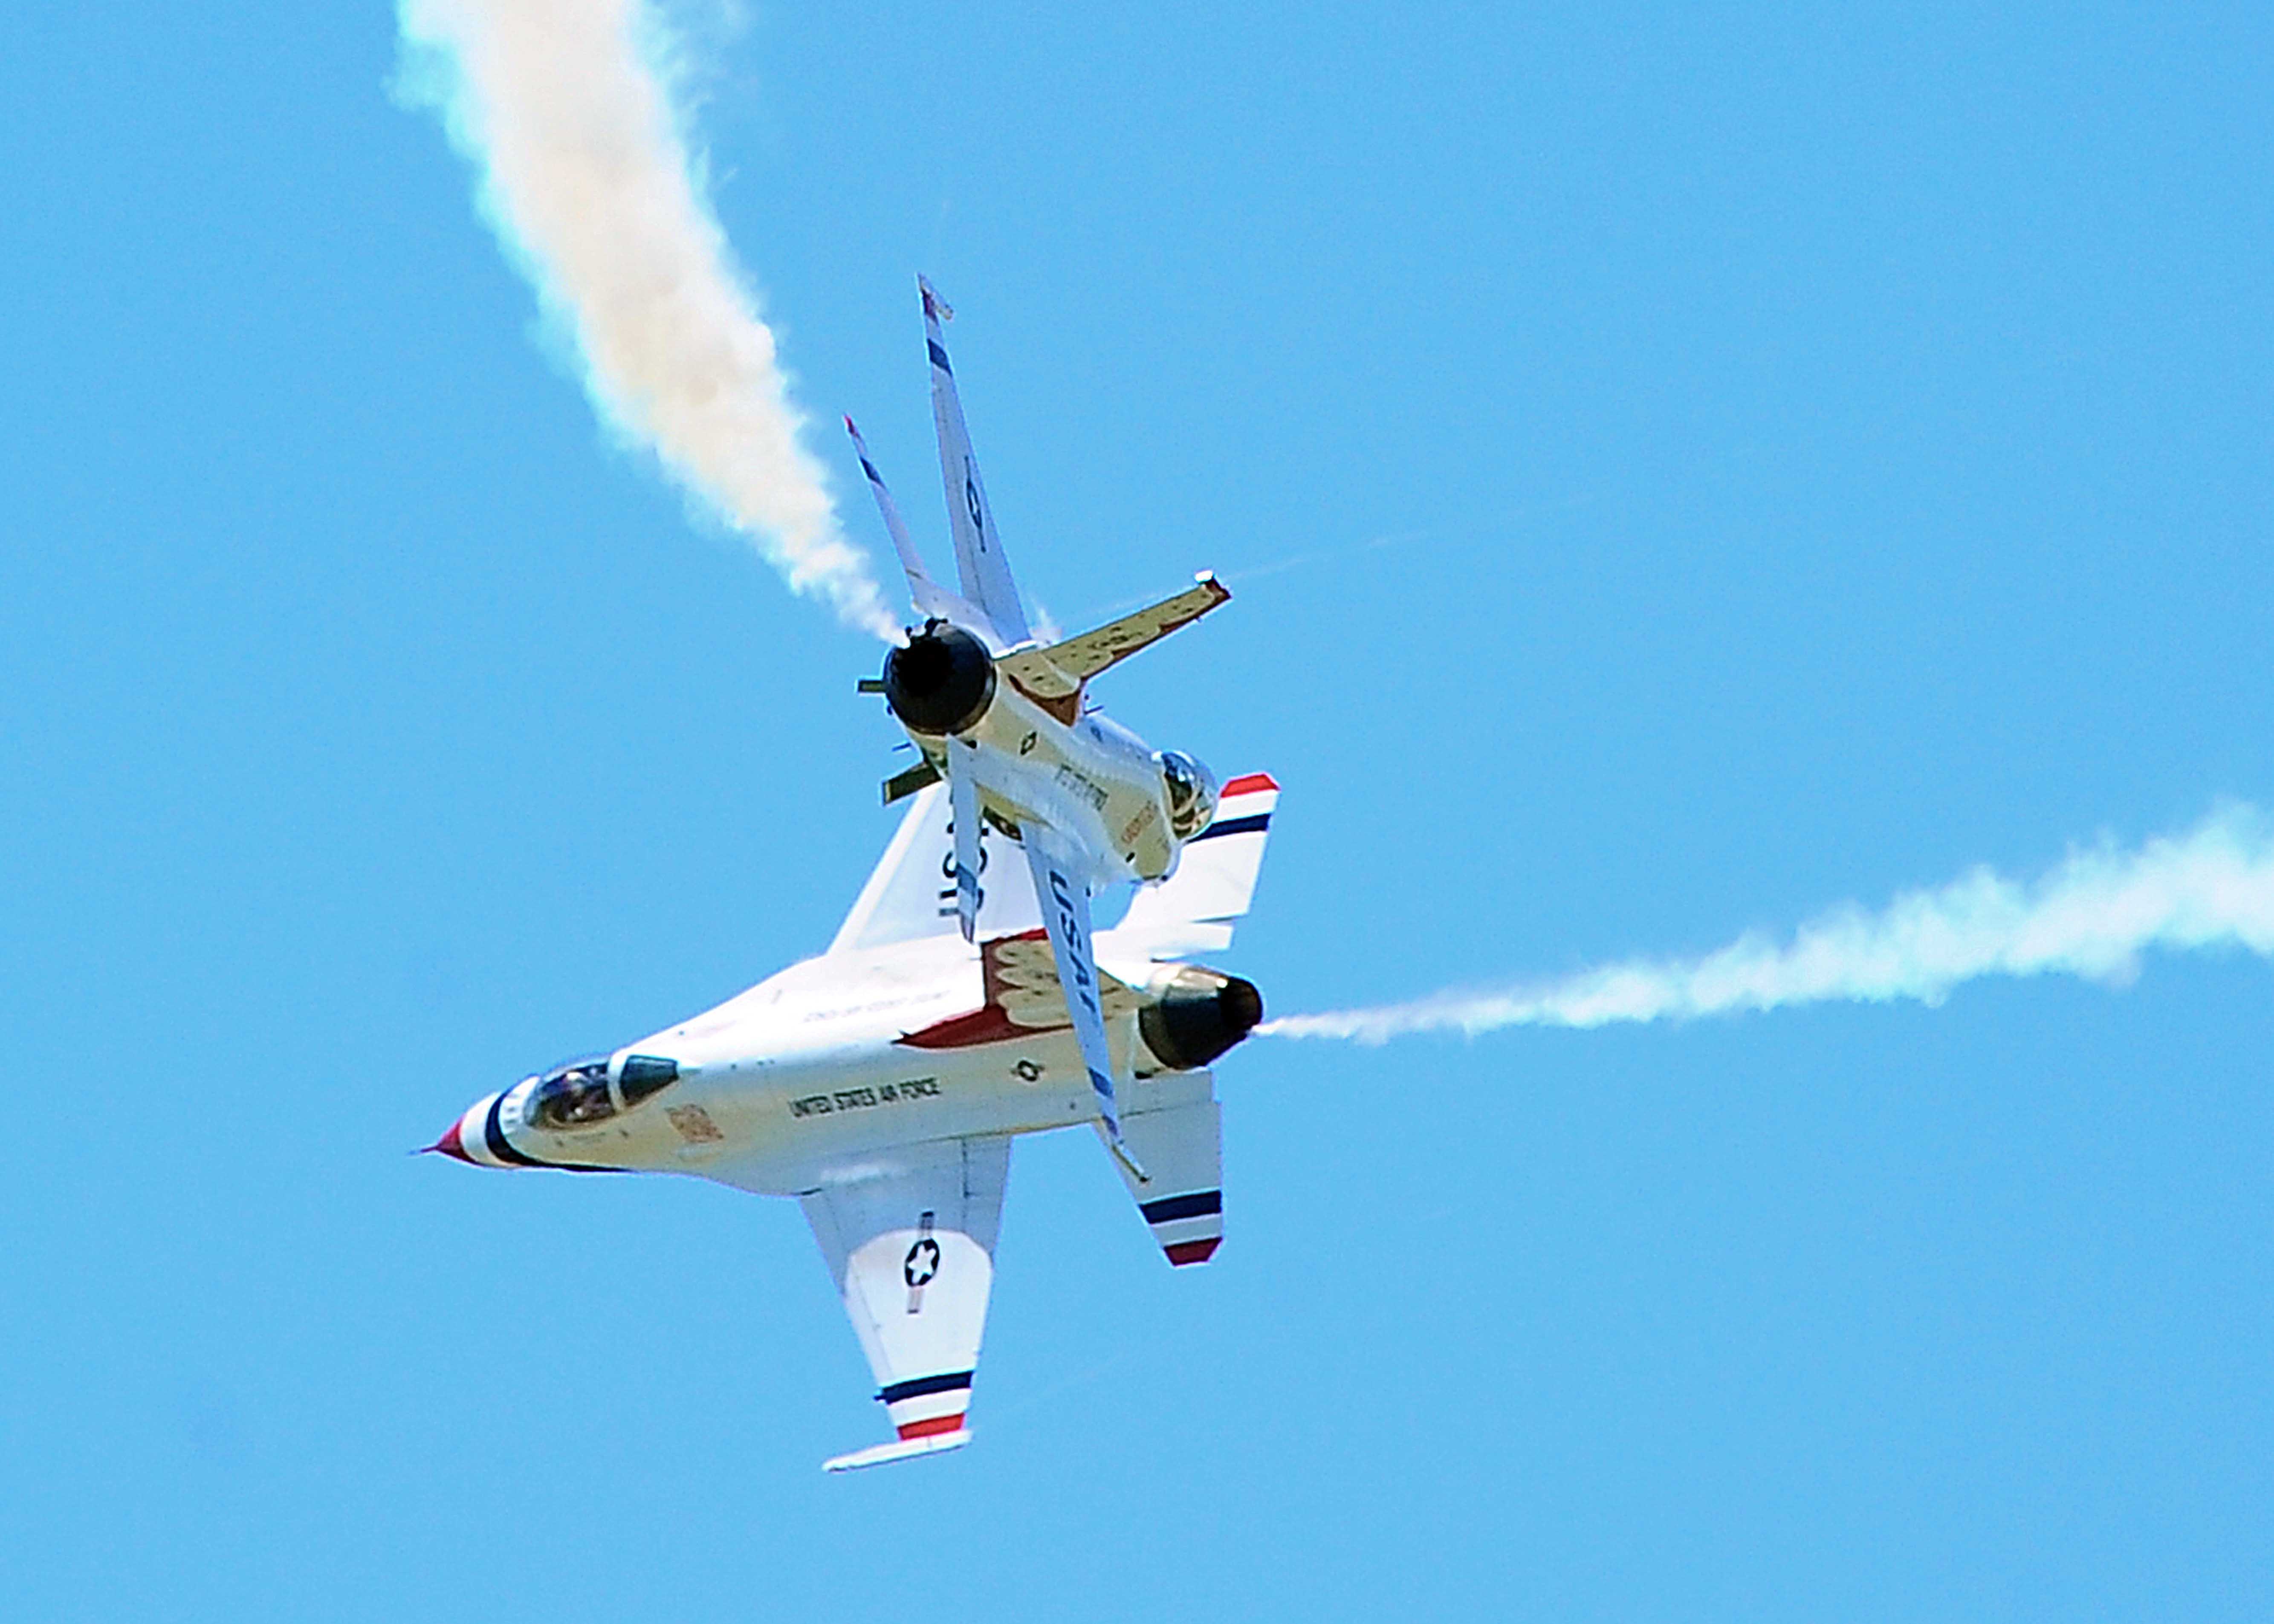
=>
[395,0,899,640]
[1263,803,2274,1043]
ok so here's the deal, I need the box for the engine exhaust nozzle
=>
[882,623,997,736]
[1139,968,1265,1072]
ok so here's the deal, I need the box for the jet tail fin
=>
[1103,774,1279,964]
[920,277,1031,646]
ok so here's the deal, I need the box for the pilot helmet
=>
[1157,750,1221,840]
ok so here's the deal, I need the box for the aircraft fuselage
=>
[436,935,1187,1196]
[915,685,1181,884]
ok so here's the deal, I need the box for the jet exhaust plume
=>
[1264,803,2274,1043]
[395,0,899,640]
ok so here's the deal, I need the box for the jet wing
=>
[1023,826,1131,1155]
[996,575,1232,703]
[800,1134,1012,1471]
[897,928,1146,1052]
[920,277,1031,646]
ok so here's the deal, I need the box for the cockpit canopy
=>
[1158,750,1221,841]
[526,1053,681,1132]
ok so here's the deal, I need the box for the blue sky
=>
[4,2,2271,1618]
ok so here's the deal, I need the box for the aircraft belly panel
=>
[964,688,1173,882]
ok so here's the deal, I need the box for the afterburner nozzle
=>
[882,624,996,736]
[1138,968,1265,1072]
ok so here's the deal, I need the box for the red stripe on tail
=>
[897,1413,966,1441]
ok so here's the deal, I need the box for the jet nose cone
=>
[423,1118,474,1163]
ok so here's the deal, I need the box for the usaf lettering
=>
[1047,869,1102,1019]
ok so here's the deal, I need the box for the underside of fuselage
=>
[905,674,1180,886]
[436,957,1260,1198]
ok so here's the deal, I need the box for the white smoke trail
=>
[395,0,900,640]
[1263,803,2274,1043]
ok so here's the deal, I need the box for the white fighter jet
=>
[845,277,1234,1169]
[428,770,1278,1470]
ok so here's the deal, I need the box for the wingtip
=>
[823,1429,972,1473]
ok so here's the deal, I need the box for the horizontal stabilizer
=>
[1106,1069,1224,1267]
[997,575,1231,703]
[823,1429,972,1473]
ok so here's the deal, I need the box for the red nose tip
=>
[425,1119,474,1163]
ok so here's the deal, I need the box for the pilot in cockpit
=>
[528,1058,613,1130]
[525,1054,682,1132]
[1157,749,1221,842]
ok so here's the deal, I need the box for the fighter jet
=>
[847,278,1235,1170]
[428,771,1278,1470]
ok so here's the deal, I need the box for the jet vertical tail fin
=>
[1104,774,1280,963]
[828,782,1042,956]
[920,277,1032,646]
